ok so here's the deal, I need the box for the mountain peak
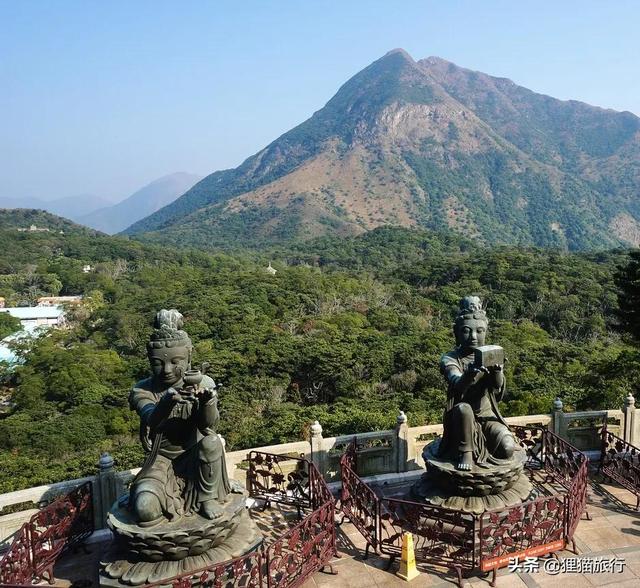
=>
[81,173,202,234]
[383,48,414,62]
[127,54,640,250]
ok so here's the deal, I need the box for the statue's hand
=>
[491,365,505,387]
[199,387,216,403]
[466,365,489,381]
[161,388,189,406]
[161,388,179,404]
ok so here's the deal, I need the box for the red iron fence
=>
[381,497,477,587]
[599,426,640,510]
[247,451,312,512]
[148,549,264,588]
[0,481,94,586]
[339,442,378,557]
[145,451,337,588]
[339,428,590,588]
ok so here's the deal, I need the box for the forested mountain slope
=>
[125,50,640,250]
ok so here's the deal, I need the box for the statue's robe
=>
[128,375,231,522]
[438,348,513,465]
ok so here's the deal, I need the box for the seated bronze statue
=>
[438,296,516,471]
[102,309,261,586]
[128,309,232,526]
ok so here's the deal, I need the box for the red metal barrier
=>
[0,481,94,586]
[380,497,476,586]
[29,481,94,583]
[265,498,336,588]
[145,549,264,588]
[599,427,640,510]
[339,429,590,588]
[339,439,379,557]
[0,524,33,585]
[143,452,337,588]
[247,451,311,512]
[541,429,586,490]
[566,457,589,551]
[479,494,566,586]
[511,425,545,468]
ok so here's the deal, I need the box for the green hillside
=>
[0,223,638,492]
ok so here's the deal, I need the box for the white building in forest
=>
[0,306,66,366]
[0,305,65,329]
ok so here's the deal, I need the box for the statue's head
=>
[453,295,488,351]
[146,309,192,387]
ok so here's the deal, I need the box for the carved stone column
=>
[97,452,118,529]
[309,420,327,478]
[622,392,637,446]
[552,397,565,439]
[395,411,409,473]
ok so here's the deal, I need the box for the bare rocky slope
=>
[125,49,640,250]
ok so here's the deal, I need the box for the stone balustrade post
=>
[395,411,409,473]
[309,421,327,479]
[622,392,637,446]
[551,397,566,439]
[96,452,118,529]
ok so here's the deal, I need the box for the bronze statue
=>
[438,296,515,470]
[101,309,261,586]
[128,309,232,525]
[411,296,531,513]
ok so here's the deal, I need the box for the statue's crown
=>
[455,295,487,323]
[147,309,192,349]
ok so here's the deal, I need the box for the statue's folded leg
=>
[131,458,174,527]
[197,434,230,519]
[483,421,516,459]
[453,403,475,470]
[134,490,164,527]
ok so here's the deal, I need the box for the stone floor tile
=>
[599,580,640,588]
[576,525,640,551]
[367,567,424,587]
[625,561,640,575]
[528,571,590,587]
[314,558,376,588]
[464,572,528,588]
[582,564,639,586]
[613,546,640,565]
[571,516,615,531]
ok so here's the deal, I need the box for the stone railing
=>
[1,395,639,547]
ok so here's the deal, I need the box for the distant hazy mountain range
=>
[79,172,202,234]
[1,172,202,235]
[0,194,114,223]
[125,49,640,251]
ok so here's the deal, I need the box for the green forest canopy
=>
[0,216,638,492]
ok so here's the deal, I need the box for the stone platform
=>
[100,494,261,586]
[410,438,532,513]
[53,471,640,588]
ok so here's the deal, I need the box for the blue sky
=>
[1,0,638,202]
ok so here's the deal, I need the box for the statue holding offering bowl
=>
[128,309,233,525]
[101,309,261,587]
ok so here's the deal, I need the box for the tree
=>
[615,250,640,337]
[0,312,21,339]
